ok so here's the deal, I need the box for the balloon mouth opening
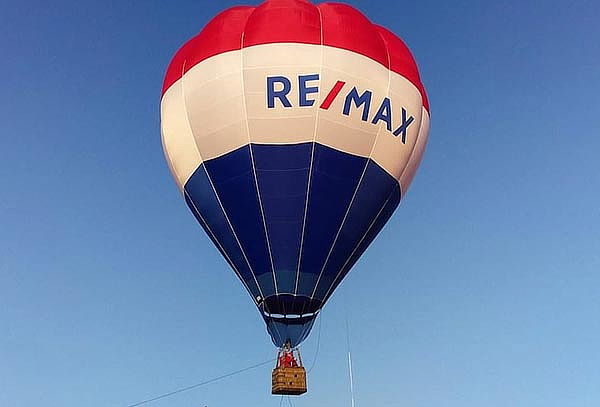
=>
[259,294,323,317]
[263,311,319,319]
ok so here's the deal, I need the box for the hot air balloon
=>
[160,0,429,395]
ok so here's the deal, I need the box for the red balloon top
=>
[162,0,429,111]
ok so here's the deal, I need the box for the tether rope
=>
[124,358,275,407]
[307,312,323,373]
[346,312,356,407]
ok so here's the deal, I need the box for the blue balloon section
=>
[184,143,401,347]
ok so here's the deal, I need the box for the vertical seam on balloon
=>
[238,13,284,345]
[320,188,396,303]
[321,105,429,303]
[239,32,279,297]
[398,107,429,187]
[184,188,258,298]
[293,4,324,298]
[179,58,266,307]
[309,28,393,301]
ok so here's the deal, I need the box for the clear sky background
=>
[1,0,599,406]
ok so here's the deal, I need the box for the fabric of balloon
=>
[160,0,430,347]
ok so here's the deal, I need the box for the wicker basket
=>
[272,366,307,395]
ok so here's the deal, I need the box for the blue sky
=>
[1,0,599,406]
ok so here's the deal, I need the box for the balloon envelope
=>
[161,0,430,347]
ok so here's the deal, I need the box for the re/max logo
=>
[266,74,415,143]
